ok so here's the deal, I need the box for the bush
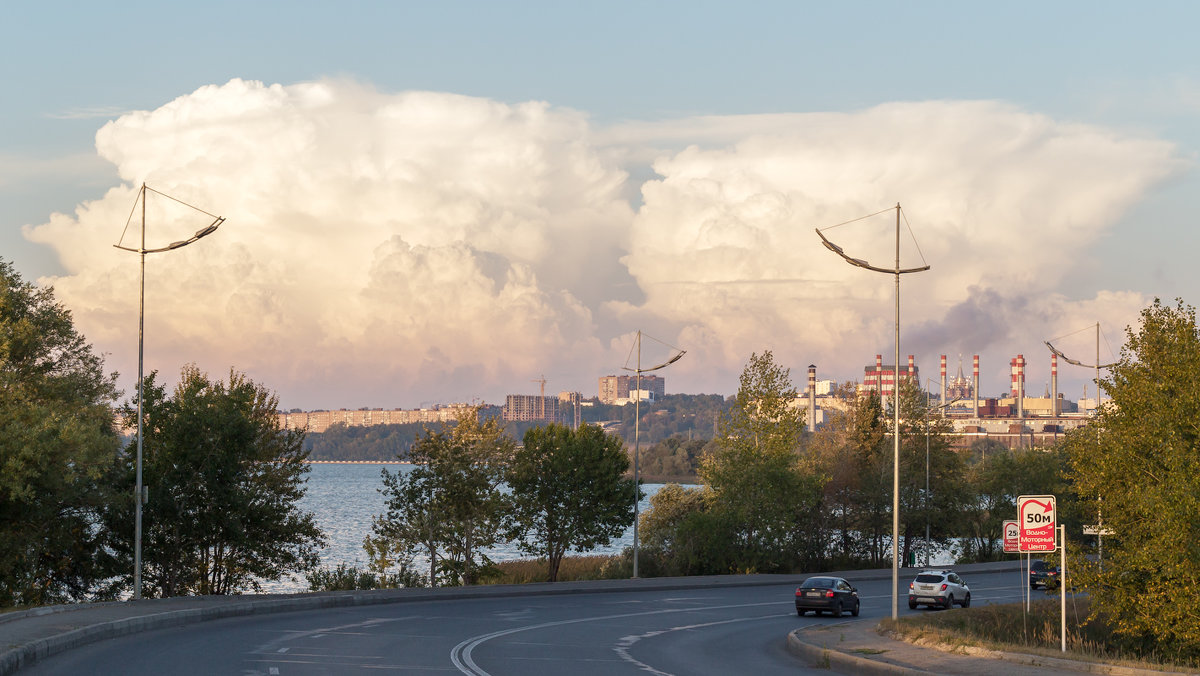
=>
[306,562,427,591]
[486,555,628,584]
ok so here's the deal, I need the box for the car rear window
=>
[915,574,944,583]
[801,577,833,588]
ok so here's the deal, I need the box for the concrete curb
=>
[0,561,1025,674]
[787,623,927,675]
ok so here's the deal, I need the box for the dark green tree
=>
[958,446,1066,562]
[506,423,637,582]
[108,366,324,596]
[893,379,969,567]
[1066,299,1200,661]
[698,351,826,573]
[372,407,512,586]
[0,260,123,606]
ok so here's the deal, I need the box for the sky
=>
[3,2,1199,411]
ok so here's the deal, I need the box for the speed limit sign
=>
[1018,495,1056,553]
[1003,519,1020,553]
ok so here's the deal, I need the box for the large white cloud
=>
[25,83,1181,408]
[613,101,1180,395]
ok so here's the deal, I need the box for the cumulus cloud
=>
[24,83,1181,408]
[615,101,1179,395]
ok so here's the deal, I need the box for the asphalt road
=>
[22,569,1035,675]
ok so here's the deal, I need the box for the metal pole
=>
[892,203,900,620]
[134,184,145,601]
[1097,326,1104,576]
[632,331,641,579]
[925,408,930,568]
[1060,525,1067,652]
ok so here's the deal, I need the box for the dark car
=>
[794,576,860,617]
[1030,559,1061,589]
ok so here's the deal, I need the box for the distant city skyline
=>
[3,3,1197,410]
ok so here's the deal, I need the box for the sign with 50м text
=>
[1018,495,1056,553]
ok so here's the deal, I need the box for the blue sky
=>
[3,2,1198,409]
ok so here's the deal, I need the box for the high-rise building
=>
[502,394,559,422]
[597,374,665,404]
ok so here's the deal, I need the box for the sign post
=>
[1018,495,1056,554]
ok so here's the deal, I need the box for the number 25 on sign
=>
[1018,495,1056,553]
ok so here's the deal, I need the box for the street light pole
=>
[115,183,223,600]
[1045,322,1115,568]
[923,380,961,568]
[817,203,929,620]
[623,331,685,579]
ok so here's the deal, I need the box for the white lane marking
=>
[268,669,279,675]
[614,613,787,675]
[250,616,413,655]
[449,600,788,676]
[276,648,289,653]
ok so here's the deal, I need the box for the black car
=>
[1030,559,1060,589]
[794,576,860,617]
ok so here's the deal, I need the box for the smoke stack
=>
[972,354,980,418]
[807,364,817,431]
[907,354,915,388]
[1051,352,1059,416]
[1011,354,1025,419]
[940,354,947,409]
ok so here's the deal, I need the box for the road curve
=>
[12,564,1042,675]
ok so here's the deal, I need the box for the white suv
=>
[908,569,971,610]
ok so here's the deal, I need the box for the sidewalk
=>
[786,617,1194,675]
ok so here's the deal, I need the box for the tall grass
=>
[882,598,1196,670]
[486,555,630,584]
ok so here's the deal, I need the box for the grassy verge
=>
[487,555,629,584]
[881,597,1194,672]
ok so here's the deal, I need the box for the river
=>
[261,462,675,592]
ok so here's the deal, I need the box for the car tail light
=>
[795,590,802,597]
[825,590,834,598]
[940,583,947,591]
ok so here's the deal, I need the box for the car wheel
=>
[961,592,971,608]
[944,594,954,609]
[851,600,860,617]
[797,608,805,616]
[908,601,918,610]
[1030,583,1038,590]
[832,601,843,618]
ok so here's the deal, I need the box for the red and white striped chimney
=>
[807,364,817,431]
[939,355,947,408]
[1012,354,1025,419]
[972,354,980,417]
[1051,352,1059,416]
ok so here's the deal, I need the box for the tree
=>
[107,366,324,596]
[1066,299,1200,661]
[698,351,826,573]
[372,407,512,586]
[0,260,124,606]
[505,423,637,582]
[893,379,969,567]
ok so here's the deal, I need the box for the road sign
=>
[1003,519,1020,553]
[1082,524,1114,536]
[1018,495,1056,553]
